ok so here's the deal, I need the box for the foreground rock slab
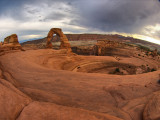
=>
[0,49,160,120]
[0,79,31,120]
[17,101,122,120]
[143,92,160,120]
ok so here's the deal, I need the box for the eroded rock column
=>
[1,34,22,50]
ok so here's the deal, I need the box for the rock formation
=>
[0,30,160,120]
[0,78,31,120]
[0,34,22,51]
[0,46,160,120]
[152,49,158,57]
[143,92,160,120]
[0,77,122,120]
[93,40,125,56]
[4,34,19,44]
[46,28,71,52]
[0,42,2,46]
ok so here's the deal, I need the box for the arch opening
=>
[46,28,71,52]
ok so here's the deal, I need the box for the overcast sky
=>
[0,0,160,44]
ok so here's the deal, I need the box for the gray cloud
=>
[44,13,69,21]
[0,0,160,42]
[71,0,160,34]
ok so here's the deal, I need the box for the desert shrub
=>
[158,80,160,84]
[145,51,149,56]
[115,68,120,72]
[147,67,151,72]
[145,53,148,56]
[151,68,156,72]
[138,45,151,52]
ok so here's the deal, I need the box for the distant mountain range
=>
[19,38,44,43]
[21,34,160,51]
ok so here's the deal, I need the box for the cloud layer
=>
[0,0,160,43]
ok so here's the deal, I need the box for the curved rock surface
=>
[143,92,160,120]
[0,78,121,120]
[17,101,122,120]
[0,78,31,120]
[0,49,159,120]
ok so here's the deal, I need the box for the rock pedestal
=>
[1,34,22,51]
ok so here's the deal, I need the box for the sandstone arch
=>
[46,28,71,52]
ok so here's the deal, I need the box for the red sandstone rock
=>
[143,92,160,120]
[0,34,22,51]
[0,69,2,78]
[0,47,159,120]
[4,34,19,44]
[152,49,158,57]
[0,78,32,120]
[17,101,122,120]
[46,28,71,52]
[0,42,2,46]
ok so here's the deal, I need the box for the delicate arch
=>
[46,28,71,52]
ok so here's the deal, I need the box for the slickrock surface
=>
[0,78,31,120]
[17,101,122,120]
[0,49,159,120]
[143,92,160,120]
